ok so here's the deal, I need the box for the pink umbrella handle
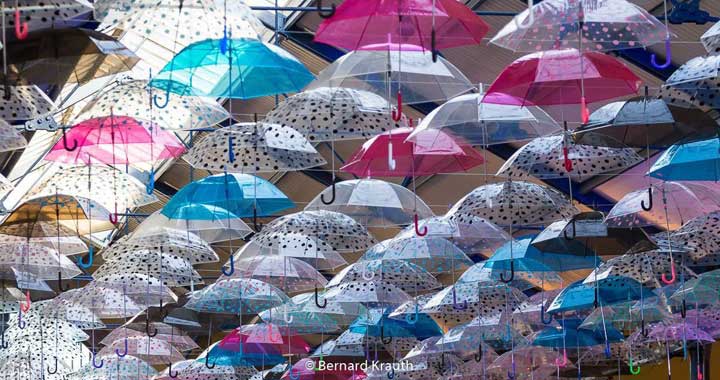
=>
[414,214,428,236]
[661,257,676,284]
[555,348,568,367]
[392,92,403,122]
[698,365,703,380]
[108,204,119,224]
[19,290,31,312]
[580,96,590,124]
[14,7,28,40]
[563,146,573,172]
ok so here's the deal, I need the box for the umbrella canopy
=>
[226,255,327,293]
[4,0,92,31]
[325,280,412,306]
[586,250,694,288]
[6,28,138,85]
[645,322,714,344]
[0,85,54,121]
[93,273,177,308]
[67,355,157,380]
[659,54,720,111]
[45,116,185,165]
[102,322,198,352]
[484,235,599,273]
[71,79,230,130]
[0,120,27,152]
[547,277,651,313]
[350,307,442,341]
[328,259,441,294]
[422,282,527,327]
[185,277,288,315]
[341,127,484,177]
[498,134,641,180]
[0,242,81,280]
[264,87,404,142]
[448,181,577,227]
[573,97,719,148]
[99,336,185,365]
[238,236,347,271]
[306,179,434,228]
[101,231,219,265]
[648,138,720,181]
[52,286,145,319]
[162,172,294,219]
[702,21,720,53]
[149,38,314,99]
[532,318,624,348]
[185,122,326,173]
[93,251,202,287]
[307,49,474,105]
[407,93,560,146]
[0,194,113,236]
[134,207,253,243]
[490,0,668,52]
[483,48,641,108]
[667,211,720,262]
[314,0,488,52]
[360,236,473,275]
[670,269,720,306]
[218,323,311,355]
[282,358,366,380]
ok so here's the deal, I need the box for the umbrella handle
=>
[317,0,336,18]
[252,207,262,231]
[474,344,483,362]
[1,329,8,349]
[431,29,438,63]
[222,254,235,276]
[563,219,576,240]
[146,319,158,337]
[168,362,179,378]
[289,368,301,380]
[555,348,568,367]
[361,265,375,281]
[47,356,58,375]
[146,168,155,194]
[228,135,235,163]
[391,92,403,122]
[314,286,327,308]
[115,338,128,358]
[414,214,428,236]
[109,205,119,224]
[13,7,28,40]
[661,257,676,284]
[641,187,653,211]
[629,357,641,375]
[563,146,573,172]
[205,354,216,369]
[387,366,395,379]
[91,352,104,368]
[2,77,10,101]
[451,287,468,310]
[58,271,70,292]
[651,39,673,69]
[514,0,535,29]
[61,127,78,152]
[405,303,418,325]
[283,308,294,324]
[641,319,649,338]
[153,89,170,109]
[19,290,30,312]
[76,247,94,270]
[381,324,393,344]
[320,182,336,205]
[17,310,24,329]
[540,304,553,324]
[680,299,686,319]
[499,261,515,283]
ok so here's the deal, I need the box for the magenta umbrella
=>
[483,48,641,123]
[45,116,185,165]
[341,127,484,177]
[314,0,489,55]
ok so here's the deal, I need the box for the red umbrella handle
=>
[392,92,403,122]
[580,96,590,124]
[563,146,573,172]
[14,8,28,40]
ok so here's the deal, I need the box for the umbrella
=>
[0,194,113,236]
[512,289,563,328]
[532,318,624,348]
[701,21,720,53]
[313,0,488,52]
[396,215,511,259]
[458,263,539,292]
[162,172,294,220]
[497,134,642,181]
[484,235,599,273]
[483,49,641,120]
[547,277,652,313]
[360,236,473,275]
[217,324,311,360]
[666,211,720,262]
[257,210,376,255]
[670,269,720,306]
[341,127,484,177]
[273,290,367,329]
[101,322,198,352]
[659,54,720,111]
[71,79,230,130]
[6,28,138,85]
[93,273,177,309]
[44,116,185,165]
[490,0,668,52]
[306,179,434,228]
[422,282,527,327]
[260,301,342,335]
[99,336,185,365]
[487,346,559,379]
[0,242,81,280]
[648,138,720,181]
[532,211,657,256]
[101,231,219,265]
[67,355,157,380]
[586,250,694,288]
[0,119,26,152]
[149,38,314,99]
[36,297,105,330]
[93,251,202,287]
[573,96,719,148]
[184,122,326,173]
[605,181,720,229]
[645,322,714,344]
[325,280,412,306]
[52,286,144,319]
[0,85,54,121]
[327,259,441,294]
[238,236,347,271]
[264,87,404,142]
[185,277,288,315]
[133,207,253,243]
[225,255,327,293]
[448,180,577,227]
[350,308,442,342]
[4,0,92,32]
[24,165,158,213]
[407,93,560,147]
[307,48,474,105]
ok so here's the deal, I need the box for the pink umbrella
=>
[483,49,641,123]
[282,358,366,380]
[219,323,311,355]
[341,127,484,177]
[45,116,185,165]
[314,0,489,56]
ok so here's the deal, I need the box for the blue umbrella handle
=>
[405,303,419,325]
[540,304,553,324]
[604,341,612,359]
[222,255,235,277]
[77,247,94,270]
[92,352,104,368]
[115,338,128,358]
[153,88,170,109]
[146,169,155,194]
[387,366,395,379]
[228,135,235,163]
[650,39,673,69]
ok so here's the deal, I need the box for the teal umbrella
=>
[547,277,653,314]
[484,235,600,273]
[149,38,314,99]
[648,137,720,181]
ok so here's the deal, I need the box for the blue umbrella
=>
[547,277,653,314]
[484,235,600,273]
[532,318,624,348]
[149,38,314,99]
[161,173,294,220]
[350,308,442,340]
[648,137,720,181]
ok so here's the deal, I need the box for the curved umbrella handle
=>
[474,344,483,362]
[146,319,158,337]
[115,338,128,358]
[452,287,468,310]
[168,362,179,378]
[629,357,641,375]
[563,146,573,172]
[431,29,438,63]
[540,304,553,324]
[17,310,24,329]
[514,0,535,29]
[593,286,599,309]
[414,214,428,236]
[228,135,235,163]
[146,168,155,195]
[317,0,336,18]
[283,308,294,324]
[563,219,576,240]
[91,352,104,368]
[3,78,11,101]
[1,330,8,349]
[58,271,70,292]
[405,303,419,325]
[320,182,336,205]
[14,7,28,40]
[380,324,393,344]
[77,247,94,270]
[47,356,58,375]
[61,127,78,152]
[555,348,568,367]
[153,88,170,109]
[205,354,216,369]
[361,265,375,281]
[661,257,676,285]
[386,366,395,379]
[314,286,327,309]
[19,290,31,312]
[222,254,235,277]
[641,187,653,211]
[387,141,396,171]
[108,204,119,224]
[651,39,673,69]
[289,368,301,380]
[391,92,403,122]
[499,261,515,283]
